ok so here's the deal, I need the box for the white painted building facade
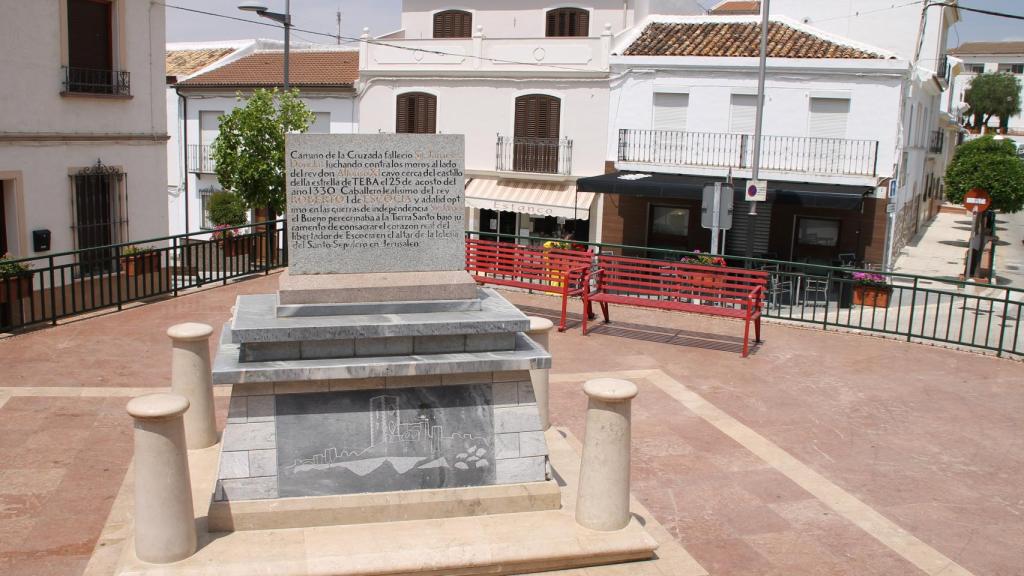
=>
[948,43,1024,135]
[0,0,167,262]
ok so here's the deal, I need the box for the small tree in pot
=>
[0,253,33,304]
[207,191,249,256]
[851,272,892,308]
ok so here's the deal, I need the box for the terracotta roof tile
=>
[623,21,885,59]
[177,51,358,88]
[709,1,761,16]
[166,48,237,77]
[950,41,1024,56]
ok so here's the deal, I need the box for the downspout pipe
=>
[175,86,189,236]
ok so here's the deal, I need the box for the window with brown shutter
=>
[396,92,437,134]
[545,8,589,37]
[513,94,561,173]
[433,10,472,38]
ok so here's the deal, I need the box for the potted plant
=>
[119,245,160,277]
[852,271,892,307]
[208,191,249,257]
[0,253,33,304]
[680,251,727,288]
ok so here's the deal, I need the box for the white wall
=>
[950,57,1024,132]
[0,0,167,257]
[608,60,905,184]
[358,79,610,177]
[168,91,358,236]
[399,0,637,38]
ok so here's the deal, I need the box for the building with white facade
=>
[0,0,167,264]
[168,45,359,236]
[948,41,1024,136]
[580,3,959,268]
[357,1,703,243]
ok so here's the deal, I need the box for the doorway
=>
[513,95,561,173]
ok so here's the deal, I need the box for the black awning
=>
[577,171,872,211]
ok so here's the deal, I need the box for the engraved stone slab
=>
[276,385,497,497]
[285,133,465,275]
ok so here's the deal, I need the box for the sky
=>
[164,1,1023,47]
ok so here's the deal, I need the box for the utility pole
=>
[336,8,342,45]
[744,0,770,259]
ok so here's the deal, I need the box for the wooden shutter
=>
[68,0,113,70]
[513,95,560,172]
[433,10,472,38]
[546,8,589,37]
[396,93,436,134]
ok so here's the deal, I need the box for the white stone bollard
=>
[526,316,554,430]
[575,378,639,531]
[167,322,217,450]
[127,393,197,564]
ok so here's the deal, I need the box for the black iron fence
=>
[496,136,573,175]
[4,223,1020,358]
[617,129,879,177]
[468,231,1024,358]
[0,221,286,331]
[61,66,130,96]
[188,144,217,174]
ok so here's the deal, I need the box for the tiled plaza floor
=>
[1,271,1021,576]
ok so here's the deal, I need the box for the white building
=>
[948,41,1024,136]
[0,0,167,264]
[581,4,959,268]
[168,44,359,236]
[357,1,703,243]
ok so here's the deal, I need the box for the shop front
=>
[577,171,886,266]
[465,178,595,245]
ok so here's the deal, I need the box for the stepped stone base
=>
[278,269,479,304]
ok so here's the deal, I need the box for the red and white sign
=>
[964,188,991,214]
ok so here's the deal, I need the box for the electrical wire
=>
[158,2,597,73]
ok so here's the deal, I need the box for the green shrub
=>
[207,191,248,227]
[945,136,1024,213]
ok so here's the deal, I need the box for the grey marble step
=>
[276,292,484,318]
[230,288,528,344]
[213,331,550,386]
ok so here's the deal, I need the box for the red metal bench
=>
[582,255,768,357]
[465,237,592,332]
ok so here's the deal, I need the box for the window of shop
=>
[546,8,589,37]
[433,10,472,38]
[793,217,841,263]
[396,92,436,134]
[647,205,690,252]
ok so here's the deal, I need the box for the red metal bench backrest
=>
[466,238,592,284]
[594,254,768,307]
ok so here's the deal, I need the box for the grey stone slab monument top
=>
[286,133,466,275]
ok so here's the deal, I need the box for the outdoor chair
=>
[761,264,792,309]
[802,276,830,306]
[838,253,857,267]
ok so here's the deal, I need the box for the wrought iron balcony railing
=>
[61,66,130,96]
[617,129,880,177]
[187,145,216,174]
[929,129,945,154]
[496,136,573,175]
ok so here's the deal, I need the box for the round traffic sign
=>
[963,188,991,214]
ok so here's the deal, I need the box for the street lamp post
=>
[745,0,771,260]
[239,1,291,91]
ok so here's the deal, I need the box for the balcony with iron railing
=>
[61,66,130,97]
[495,135,573,175]
[187,145,216,174]
[617,129,880,178]
[929,129,945,154]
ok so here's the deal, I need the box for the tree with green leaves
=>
[207,191,248,227]
[945,136,1024,214]
[211,88,315,215]
[964,73,1022,133]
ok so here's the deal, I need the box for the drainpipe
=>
[175,87,189,236]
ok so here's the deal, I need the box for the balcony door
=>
[513,94,560,173]
[67,0,114,93]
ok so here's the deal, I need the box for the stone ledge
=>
[278,269,479,305]
[208,480,562,532]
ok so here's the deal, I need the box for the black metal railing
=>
[496,136,573,175]
[618,129,880,177]
[188,144,217,174]
[929,129,945,154]
[61,66,130,96]
[466,230,1024,358]
[0,221,286,332]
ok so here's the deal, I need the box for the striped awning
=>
[464,178,596,220]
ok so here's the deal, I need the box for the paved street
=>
[1,273,1022,576]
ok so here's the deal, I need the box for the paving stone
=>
[495,456,546,484]
[240,341,300,362]
[465,332,517,352]
[221,422,276,451]
[518,431,548,457]
[218,451,250,480]
[413,335,466,354]
[494,405,542,434]
[518,380,537,405]
[356,337,414,357]
[219,476,278,501]
[248,449,277,477]
[495,433,520,459]
[493,382,519,407]
[227,395,247,423]
[246,395,275,422]
[301,339,356,360]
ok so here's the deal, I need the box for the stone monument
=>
[210,134,558,526]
